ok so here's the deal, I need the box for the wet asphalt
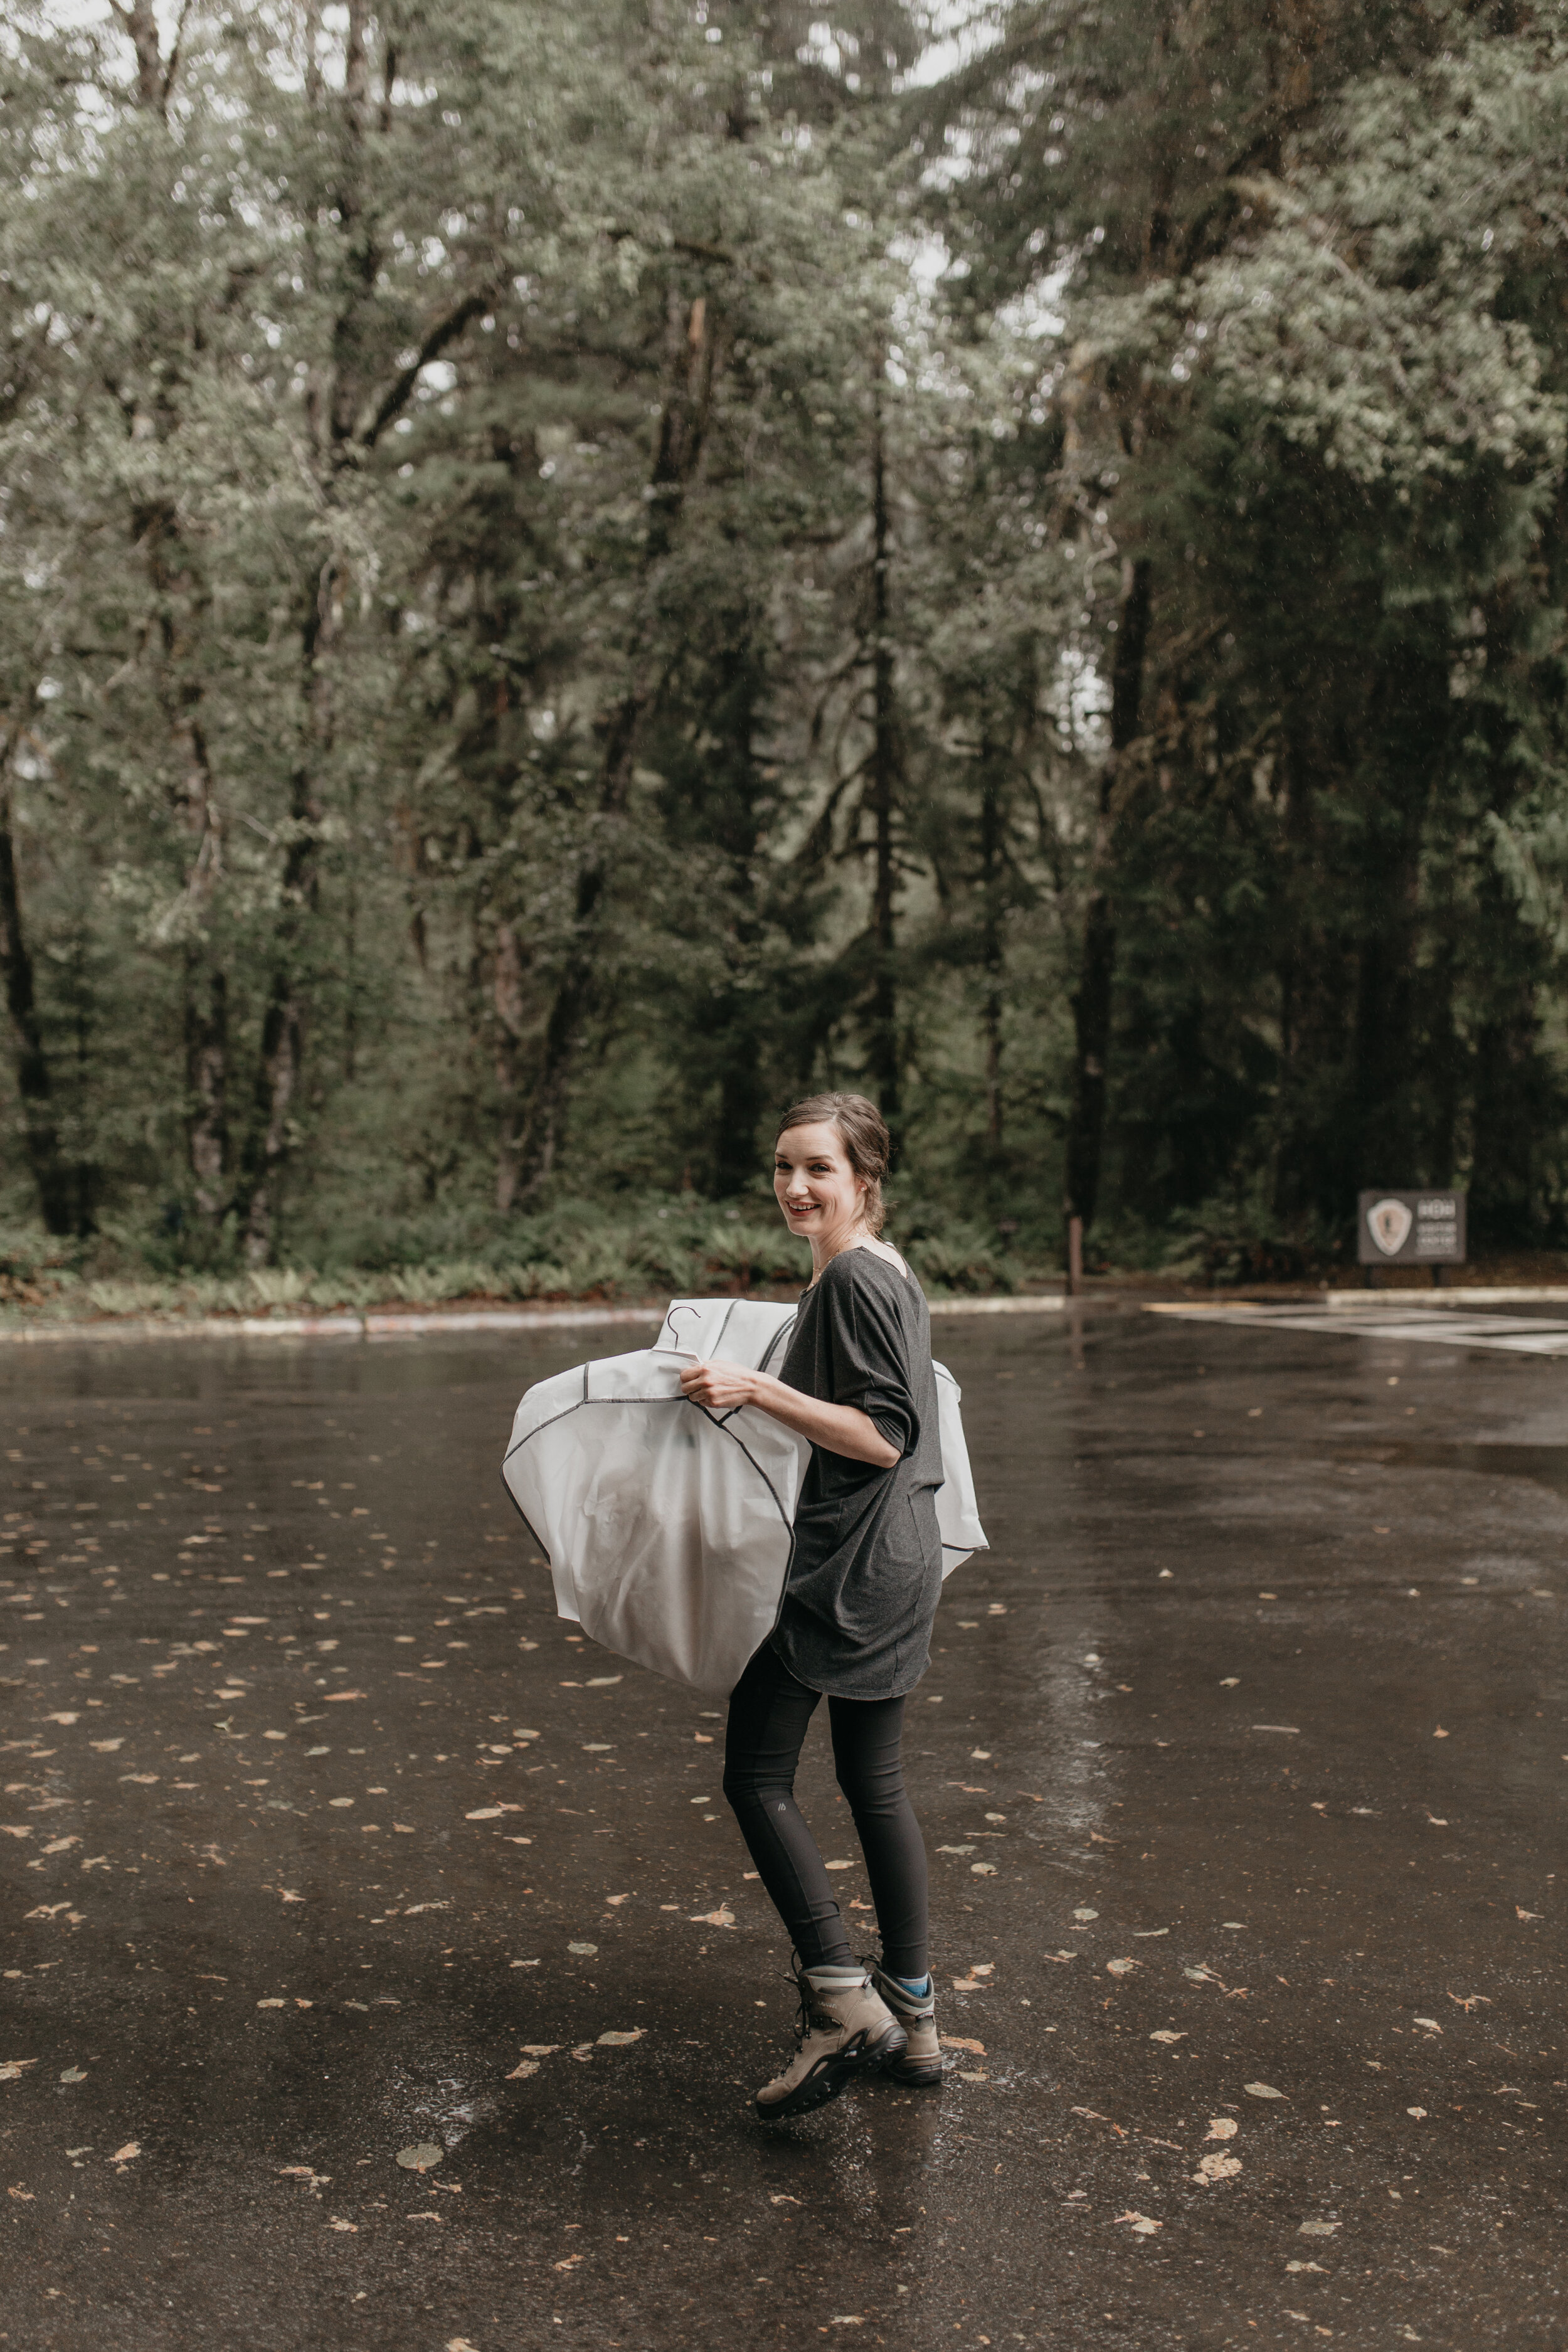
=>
[0,1304,1563,2351]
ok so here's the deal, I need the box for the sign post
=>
[1357,1190,1466,1286]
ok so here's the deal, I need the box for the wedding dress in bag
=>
[501,1295,987,1698]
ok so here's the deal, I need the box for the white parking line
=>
[1145,1303,1568,1357]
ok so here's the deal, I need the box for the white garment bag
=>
[501,1295,987,1699]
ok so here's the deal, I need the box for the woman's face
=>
[773,1121,867,1243]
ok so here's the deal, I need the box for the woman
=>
[677,1092,945,2120]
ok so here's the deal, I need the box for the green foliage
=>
[1,0,1568,1296]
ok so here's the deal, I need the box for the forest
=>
[1,0,1566,1305]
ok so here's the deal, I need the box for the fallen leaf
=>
[395,2143,443,2172]
[42,1713,78,1726]
[1204,2118,1238,2142]
[1406,2106,1428,2119]
[770,2193,800,2204]
[1149,2030,1186,2044]
[688,1907,734,1929]
[1298,2220,1340,2237]
[112,2142,140,2163]
[1245,2082,1285,2099]
[568,1940,598,1955]
[1045,1950,1079,1963]
[0,2061,38,2083]
[322,1690,367,1703]
[1072,1908,1099,1922]
[596,2030,644,2046]
[553,2254,582,2272]
[257,1998,286,2010]
[329,2218,358,2232]
[1517,1907,1542,1921]
[1192,2152,1241,2184]
[59,2068,85,2084]
[1112,2211,1162,2235]
[1433,1725,1448,1737]
[940,2037,985,2055]
[1285,2261,1326,2275]
[521,2044,559,2057]
[970,1862,997,1877]
[8,2186,34,2201]
[1105,1957,1137,1977]
[506,2060,539,2080]
[1412,2016,1442,2032]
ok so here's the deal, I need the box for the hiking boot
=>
[753,1957,907,2122]
[867,1958,943,2087]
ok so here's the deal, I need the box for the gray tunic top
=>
[769,1248,945,1700]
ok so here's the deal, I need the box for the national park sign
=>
[1357,1189,1466,1266]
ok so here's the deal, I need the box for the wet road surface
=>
[0,1306,1564,2349]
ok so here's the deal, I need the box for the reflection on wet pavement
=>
[0,1311,1563,2348]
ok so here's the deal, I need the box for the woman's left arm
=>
[677,1361,899,1468]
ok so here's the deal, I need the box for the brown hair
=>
[773,1092,891,1237]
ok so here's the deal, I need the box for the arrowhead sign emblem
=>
[1367,1197,1413,1257]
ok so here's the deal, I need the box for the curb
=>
[1325,1286,1568,1309]
[0,1293,1069,1348]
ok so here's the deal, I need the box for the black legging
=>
[723,1641,929,1978]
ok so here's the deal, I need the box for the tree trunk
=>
[865,388,901,1128]
[242,591,327,1264]
[978,742,1004,1149]
[1350,632,1449,1187]
[171,706,228,1218]
[109,0,174,115]
[509,293,717,1202]
[0,746,80,1236]
[185,958,227,1219]
[492,919,527,1214]
[1062,556,1152,1234]
[1470,970,1542,1248]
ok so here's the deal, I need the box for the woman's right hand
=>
[678,1359,760,1412]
